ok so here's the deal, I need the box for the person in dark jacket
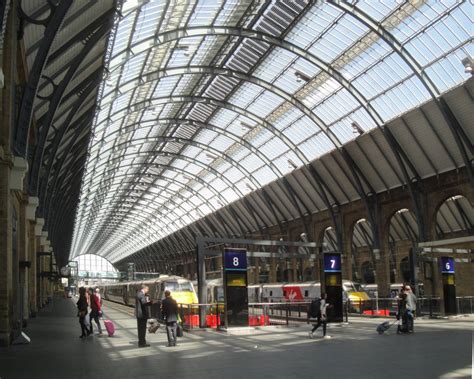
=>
[161,290,179,347]
[397,287,407,334]
[135,285,152,347]
[77,287,90,338]
[88,287,102,335]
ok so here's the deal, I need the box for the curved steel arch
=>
[92,94,308,165]
[89,118,289,231]
[101,65,342,147]
[39,74,102,214]
[14,0,73,157]
[87,135,263,191]
[75,172,237,255]
[86,175,224,238]
[94,69,390,249]
[44,104,96,222]
[29,21,113,197]
[107,26,440,195]
[83,153,276,240]
[96,116,286,178]
[108,26,384,125]
[78,180,218,251]
[88,193,200,246]
[79,151,252,224]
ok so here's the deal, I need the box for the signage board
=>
[323,253,342,273]
[224,249,247,271]
[440,257,454,274]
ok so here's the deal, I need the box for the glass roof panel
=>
[71,0,472,262]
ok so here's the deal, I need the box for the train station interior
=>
[0,1,472,378]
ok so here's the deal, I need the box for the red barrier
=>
[206,315,220,328]
[363,309,390,316]
[248,315,270,326]
[184,314,200,327]
[259,315,270,326]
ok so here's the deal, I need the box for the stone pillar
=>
[341,227,353,282]
[0,153,12,346]
[269,257,276,282]
[28,221,37,316]
[0,0,16,347]
[35,219,44,308]
[18,195,29,322]
[374,249,390,297]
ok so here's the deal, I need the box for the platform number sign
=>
[324,253,342,273]
[440,257,454,274]
[224,249,247,271]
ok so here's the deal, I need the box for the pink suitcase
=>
[104,319,115,337]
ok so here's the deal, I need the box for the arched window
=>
[72,254,118,281]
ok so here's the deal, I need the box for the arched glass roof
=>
[73,254,118,275]
[71,0,472,263]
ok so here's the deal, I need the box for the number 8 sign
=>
[224,249,247,271]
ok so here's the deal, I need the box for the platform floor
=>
[0,297,472,379]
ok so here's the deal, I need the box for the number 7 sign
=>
[324,254,341,273]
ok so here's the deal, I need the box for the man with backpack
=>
[308,293,331,339]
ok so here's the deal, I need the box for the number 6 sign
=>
[440,257,454,274]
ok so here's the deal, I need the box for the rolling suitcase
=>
[104,319,115,337]
[176,324,183,337]
[376,320,397,334]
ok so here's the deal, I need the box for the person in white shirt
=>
[309,293,332,339]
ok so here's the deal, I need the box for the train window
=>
[270,291,273,296]
[283,291,286,296]
[304,290,309,297]
[165,281,193,292]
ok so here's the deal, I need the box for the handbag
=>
[147,319,160,333]
[176,323,183,337]
[77,310,86,317]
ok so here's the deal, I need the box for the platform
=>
[0,297,472,379]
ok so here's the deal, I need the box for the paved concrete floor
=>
[0,297,472,379]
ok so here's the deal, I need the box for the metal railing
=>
[456,296,474,315]
[176,296,474,330]
[248,302,312,326]
[345,297,442,318]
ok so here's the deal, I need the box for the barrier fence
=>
[177,296,474,329]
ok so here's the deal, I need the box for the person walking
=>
[135,285,152,347]
[396,286,407,334]
[88,287,103,335]
[309,293,331,339]
[77,287,90,338]
[161,290,179,347]
[95,287,102,304]
[405,285,417,333]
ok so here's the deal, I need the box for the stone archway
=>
[434,195,473,240]
[321,226,338,253]
[351,219,374,282]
